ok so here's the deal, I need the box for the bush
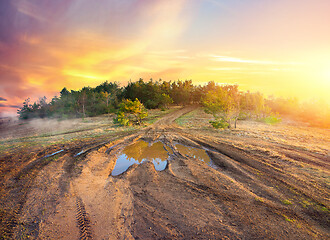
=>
[115,99,148,126]
[145,99,158,109]
[260,114,281,124]
[238,112,249,120]
[209,119,229,129]
[115,111,131,126]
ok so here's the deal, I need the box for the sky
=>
[0,0,329,116]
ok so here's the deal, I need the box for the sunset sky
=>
[0,0,329,116]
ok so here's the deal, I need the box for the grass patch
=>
[282,214,295,223]
[300,200,312,208]
[282,199,293,205]
[255,197,264,203]
[209,119,229,129]
[259,115,282,125]
[0,115,144,153]
[175,109,199,126]
[299,199,329,213]
[319,206,329,212]
[144,108,175,125]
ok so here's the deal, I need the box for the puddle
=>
[175,143,218,169]
[44,149,64,158]
[74,150,85,157]
[105,143,120,153]
[163,145,174,155]
[111,140,169,176]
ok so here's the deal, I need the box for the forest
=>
[17,79,329,128]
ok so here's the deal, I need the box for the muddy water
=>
[112,139,218,176]
[111,140,169,176]
[43,149,64,158]
[175,143,218,169]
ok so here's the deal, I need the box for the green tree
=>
[78,89,87,118]
[158,93,173,109]
[202,85,240,129]
[38,96,48,118]
[17,98,32,119]
[115,99,148,126]
[240,92,267,119]
[222,85,240,128]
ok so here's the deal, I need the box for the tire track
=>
[76,197,93,240]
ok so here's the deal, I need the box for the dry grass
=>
[0,108,173,154]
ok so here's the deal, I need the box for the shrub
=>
[238,112,249,120]
[115,111,131,126]
[260,114,282,124]
[209,119,229,129]
[115,99,148,126]
[282,199,292,205]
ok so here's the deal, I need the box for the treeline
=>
[266,97,330,128]
[17,79,329,128]
[201,83,275,128]
[18,79,204,119]
[18,81,121,119]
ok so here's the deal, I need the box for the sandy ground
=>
[0,106,329,239]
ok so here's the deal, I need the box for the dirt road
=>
[1,107,329,239]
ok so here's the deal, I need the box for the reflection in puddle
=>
[111,140,169,176]
[44,149,64,158]
[175,143,217,169]
[164,145,174,155]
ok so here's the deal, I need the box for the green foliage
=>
[260,114,282,124]
[240,92,266,117]
[175,109,198,126]
[17,98,32,119]
[255,197,264,203]
[282,214,295,223]
[202,84,240,129]
[158,93,173,108]
[115,111,130,126]
[17,96,49,119]
[115,99,148,126]
[18,79,285,126]
[201,82,283,129]
[169,80,194,105]
[209,119,229,129]
[123,79,192,108]
[282,199,293,205]
[319,206,329,212]
[18,81,122,119]
[238,112,249,120]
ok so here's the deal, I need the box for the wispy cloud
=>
[208,67,243,71]
[211,55,300,65]
[148,50,187,55]
[212,55,276,64]
[12,0,48,22]
[208,66,294,72]
[62,70,106,80]
[0,103,20,108]
[0,97,7,101]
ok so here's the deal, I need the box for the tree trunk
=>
[133,113,141,125]
[82,102,85,118]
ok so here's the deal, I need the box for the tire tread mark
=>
[76,197,93,240]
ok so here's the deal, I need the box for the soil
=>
[0,106,329,239]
